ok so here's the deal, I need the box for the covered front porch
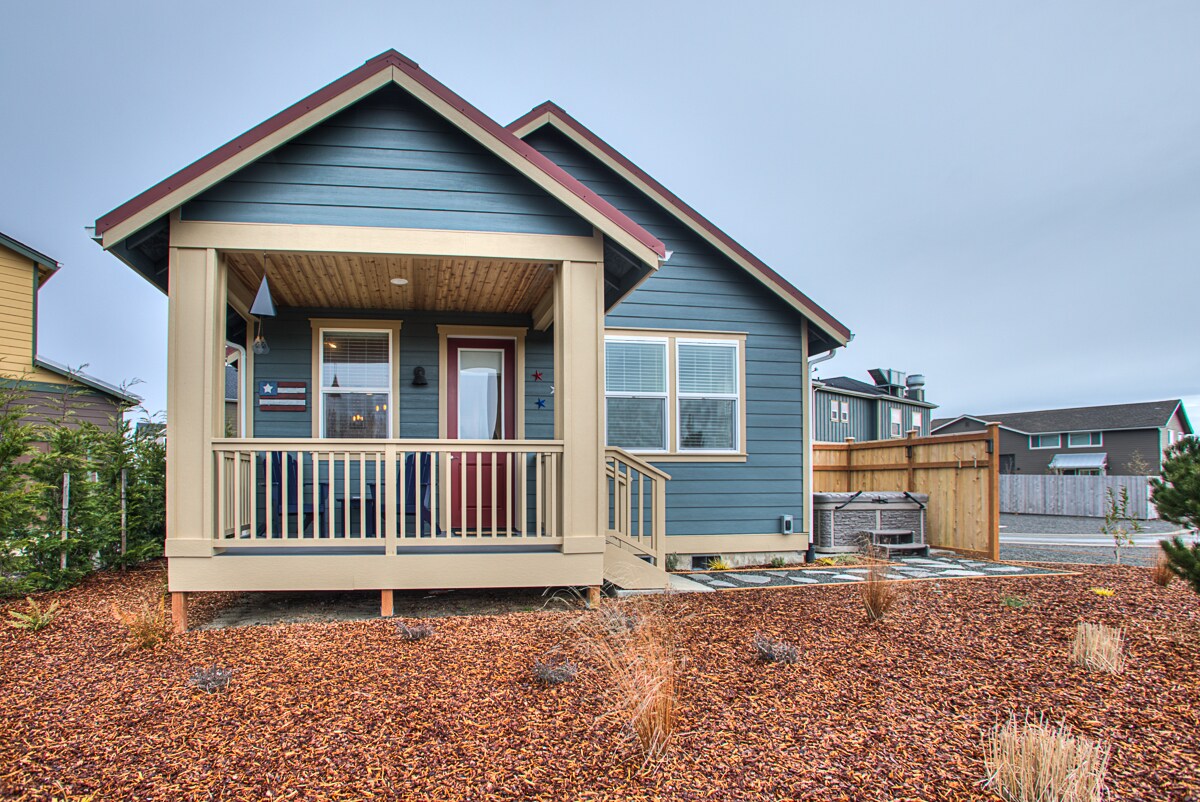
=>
[164,223,668,621]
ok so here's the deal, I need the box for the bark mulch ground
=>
[2,562,1198,801]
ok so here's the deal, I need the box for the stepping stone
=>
[707,579,737,588]
[885,573,911,581]
[804,570,837,575]
[843,568,871,574]
[903,559,950,566]
[786,575,820,584]
[687,574,717,582]
[984,565,1025,573]
[832,573,865,581]
[731,574,773,584]
[938,569,985,577]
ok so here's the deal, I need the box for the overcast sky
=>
[1,1,1197,424]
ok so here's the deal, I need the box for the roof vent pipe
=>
[906,374,926,402]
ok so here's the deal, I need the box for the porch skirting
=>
[167,551,604,592]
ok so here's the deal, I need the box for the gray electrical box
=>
[780,514,794,535]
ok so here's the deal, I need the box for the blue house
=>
[95,52,851,628]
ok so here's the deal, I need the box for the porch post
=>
[165,247,224,558]
[554,260,604,549]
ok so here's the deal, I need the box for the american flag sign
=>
[258,380,307,412]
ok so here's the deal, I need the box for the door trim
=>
[437,325,527,440]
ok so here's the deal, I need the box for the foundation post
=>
[171,592,188,634]
[586,585,601,609]
[381,589,394,618]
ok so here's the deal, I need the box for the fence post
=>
[120,467,128,566]
[59,472,70,571]
[987,423,1000,560]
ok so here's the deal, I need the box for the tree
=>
[1099,486,1143,565]
[1154,438,1200,593]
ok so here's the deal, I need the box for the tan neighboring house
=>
[93,52,852,630]
[0,231,138,431]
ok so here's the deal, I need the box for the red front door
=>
[446,338,517,533]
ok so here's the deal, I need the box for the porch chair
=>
[263,452,329,537]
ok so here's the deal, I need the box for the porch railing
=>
[604,447,670,565]
[212,439,563,549]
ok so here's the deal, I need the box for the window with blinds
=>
[604,339,668,450]
[677,340,738,451]
[321,330,391,438]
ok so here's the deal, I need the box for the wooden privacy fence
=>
[814,425,1000,559]
[1000,474,1157,519]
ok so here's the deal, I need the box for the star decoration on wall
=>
[536,398,546,409]
[532,371,543,381]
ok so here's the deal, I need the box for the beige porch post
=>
[165,247,225,562]
[553,260,605,553]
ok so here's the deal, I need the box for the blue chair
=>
[265,452,328,537]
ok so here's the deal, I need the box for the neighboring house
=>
[813,369,937,442]
[931,400,1193,475]
[0,230,138,431]
[94,51,851,629]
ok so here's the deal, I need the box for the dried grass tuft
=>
[860,561,899,622]
[1070,622,1125,674]
[112,596,168,650]
[1150,553,1175,588]
[983,714,1110,802]
[577,600,679,769]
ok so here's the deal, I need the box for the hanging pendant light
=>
[251,256,277,355]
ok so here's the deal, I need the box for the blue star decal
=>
[535,398,546,409]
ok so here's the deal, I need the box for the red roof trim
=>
[95,52,666,260]
[508,102,851,341]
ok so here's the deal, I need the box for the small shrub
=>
[1159,535,1200,594]
[706,557,730,571]
[752,633,799,664]
[112,597,168,649]
[1150,553,1175,588]
[395,621,434,641]
[860,562,899,622]
[578,601,678,769]
[532,657,578,685]
[600,605,641,636]
[769,556,788,569]
[1089,587,1114,598]
[1070,622,1125,674]
[189,665,233,693]
[6,597,61,632]
[816,554,859,566]
[1000,596,1030,609]
[983,714,1110,802]
[664,553,680,572]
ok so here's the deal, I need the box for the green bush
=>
[0,376,165,596]
[1153,438,1200,594]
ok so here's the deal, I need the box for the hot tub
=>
[812,491,928,554]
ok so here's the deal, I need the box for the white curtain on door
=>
[459,368,499,439]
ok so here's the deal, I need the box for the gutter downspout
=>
[804,333,850,562]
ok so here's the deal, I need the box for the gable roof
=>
[507,102,851,346]
[33,357,141,405]
[0,230,60,282]
[932,400,1191,435]
[95,51,665,268]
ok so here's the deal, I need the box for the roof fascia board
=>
[510,108,851,344]
[33,357,140,404]
[0,234,59,278]
[97,54,665,269]
[815,383,937,408]
[1169,400,1194,435]
[933,414,1175,437]
[931,415,1023,434]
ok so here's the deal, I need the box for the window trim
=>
[1066,431,1102,448]
[604,328,747,462]
[889,407,903,438]
[604,335,670,454]
[309,319,402,439]
[830,398,839,422]
[1030,433,1062,449]
[675,338,740,455]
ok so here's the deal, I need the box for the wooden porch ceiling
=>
[225,252,555,313]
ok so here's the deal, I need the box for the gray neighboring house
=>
[931,399,1193,476]
[814,369,937,442]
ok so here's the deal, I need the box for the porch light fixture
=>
[390,277,409,286]
[250,268,277,356]
[412,366,428,386]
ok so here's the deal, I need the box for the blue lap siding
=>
[182,85,592,237]
[524,127,809,539]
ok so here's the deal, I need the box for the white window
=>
[910,410,922,431]
[890,407,903,438]
[1030,434,1062,449]
[676,340,738,452]
[320,329,392,438]
[1067,431,1102,447]
[605,338,668,451]
[840,401,850,423]
[830,398,839,422]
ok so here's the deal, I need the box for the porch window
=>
[320,330,391,438]
[605,338,668,451]
[677,340,738,452]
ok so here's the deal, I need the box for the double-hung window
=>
[840,401,850,423]
[605,338,668,451]
[1030,434,1061,449]
[676,340,739,452]
[1067,431,1102,447]
[320,329,392,438]
[910,410,922,432]
[830,399,839,422]
[889,407,903,437]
